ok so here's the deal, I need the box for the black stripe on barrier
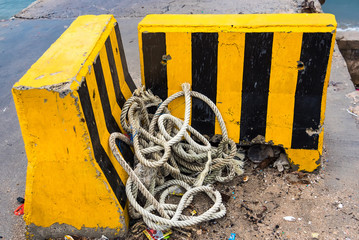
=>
[142,32,167,101]
[93,55,135,167]
[105,37,126,109]
[191,32,218,136]
[291,33,332,149]
[240,32,273,142]
[78,80,127,210]
[93,56,121,133]
[114,23,137,93]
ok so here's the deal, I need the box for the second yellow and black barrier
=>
[138,14,337,172]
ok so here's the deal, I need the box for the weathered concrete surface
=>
[15,0,299,19]
[324,43,359,198]
[1,0,358,239]
[336,31,359,88]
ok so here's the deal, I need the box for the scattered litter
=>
[64,236,74,240]
[196,229,202,235]
[99,235,109,240]
[191,210,197,216]
[283,216,296,222]
[273,153,290,172]
[336,202,343,209]
[228,233,236,240]
[17,197,25,204]
[347,108,358,118]
[14,204,24,216]
[243,176,249,182]
[143,229,172,240]
[346,91,359,104]
[311,232,319,239]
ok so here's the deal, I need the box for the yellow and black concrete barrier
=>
[12,15,136,239]
[138,14,337,172]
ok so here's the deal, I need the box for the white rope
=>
[109,83,243,230]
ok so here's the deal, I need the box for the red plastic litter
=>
[14,204,24,215]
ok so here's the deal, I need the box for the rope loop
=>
[109,83,244,230]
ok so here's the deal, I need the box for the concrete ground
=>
[0,0,358,239]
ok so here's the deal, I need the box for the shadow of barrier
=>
[12,15,136,239]
[138,14,337,172]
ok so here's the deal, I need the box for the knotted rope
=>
[109,83,243,230]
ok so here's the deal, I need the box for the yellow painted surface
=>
[166,32,192,120]
[12,89,124,230]
[14,15,115,89]
[110,29,132,99]
[139,14,336,172]
[265,32,303,148]
[12,15,132,234]
[286,148,320,172]
[139,14,337,33]
[215,32,245,140]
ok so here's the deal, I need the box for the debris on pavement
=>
[14,203,24,216]
[311,232,319,239]
[283,216,296,222]
[16,197,25,204]
[243,176,249,182]
[143,229,172,240]
[347,106,359,118]
[228,233,236,240]
[301,0,318,13]
[273,153,290,172]
[247,144,274,164]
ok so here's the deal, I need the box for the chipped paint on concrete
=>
[12,15,135,239]
[138,14,337,172]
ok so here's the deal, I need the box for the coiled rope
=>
[109,83,243,230]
